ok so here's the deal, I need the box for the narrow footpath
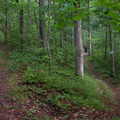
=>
[0,43,18,120]
[87,60,120,118]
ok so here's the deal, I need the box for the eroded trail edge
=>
[87,60,120,118]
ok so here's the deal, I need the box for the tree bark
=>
[47,0,52,73]
[89,29,92,56]
[27,0,31,45]
[88,0,92,56]
[16,0,24,50]
[74,0,84,77]
[74,20,84,77]
[60,30,64,47]
[104,26,108,60]
[109,24,115,77]
[27,0,31,33]
[4,0,8,43]
[53,0,56,19]
[20,9,24,49]
[39,0,47,47]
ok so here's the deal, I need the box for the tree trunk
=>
[89,31,92,56]
[47,0,52,73]
[39,0,47,47]
[88,0,92,56]
[20,9,24,49]
[71,27,74,45]
[109,24,115,77]
[27,0,31,45]
[104,26,108,60]
[53,0,56,19]
[28,0,31,31]
[4,0,8,43]
[16,0,24,50]
[74,0,84,77]
[60,30,63,47]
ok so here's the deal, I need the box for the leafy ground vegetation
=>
[3,43,116,120]
[0,0,120,119]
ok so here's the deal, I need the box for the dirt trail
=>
[0,43,18,120]
[87,61,120,118]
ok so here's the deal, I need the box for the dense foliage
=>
[0,0,119,119]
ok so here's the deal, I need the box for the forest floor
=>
[87,61,120,118]
[0,43,18,120]
[0,43,120,120]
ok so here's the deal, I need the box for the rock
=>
[0,102,17,110]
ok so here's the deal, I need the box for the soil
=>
[87,60,120,118]
[0,43,18,120]
[0,42,120,120]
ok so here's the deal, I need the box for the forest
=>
[0,0,120,119]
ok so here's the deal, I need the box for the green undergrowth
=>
[0,51,8,67]
[7,48,115,113]
[5,45,115,120]
[0,31,4,42]
[87,56,120,86]
[86,56,111,78]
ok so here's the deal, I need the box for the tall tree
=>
[74,0,84,77]
[109,24,115,77]
[4,0,8,43]
[20,8,24,49]
[47,0,52,72]
[104,26,108,60]
[88,0,92,57]
[16,0,24,50]
[27,0,31,33]
[39,0,47,47]
[60,29,64,47]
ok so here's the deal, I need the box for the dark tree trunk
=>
[88,0,92,56]
[4,0,8,43]
[53,0,56,19]
[27,0,31,33]
[104,26,108,60]
[60,30,64,47]
[47,0,52,73]
[39,0,47,47]
[20,9,24,49]
[16,0,24,50]
[27,0,31,45]
[109,25,115,77]
[71,27,74,45]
